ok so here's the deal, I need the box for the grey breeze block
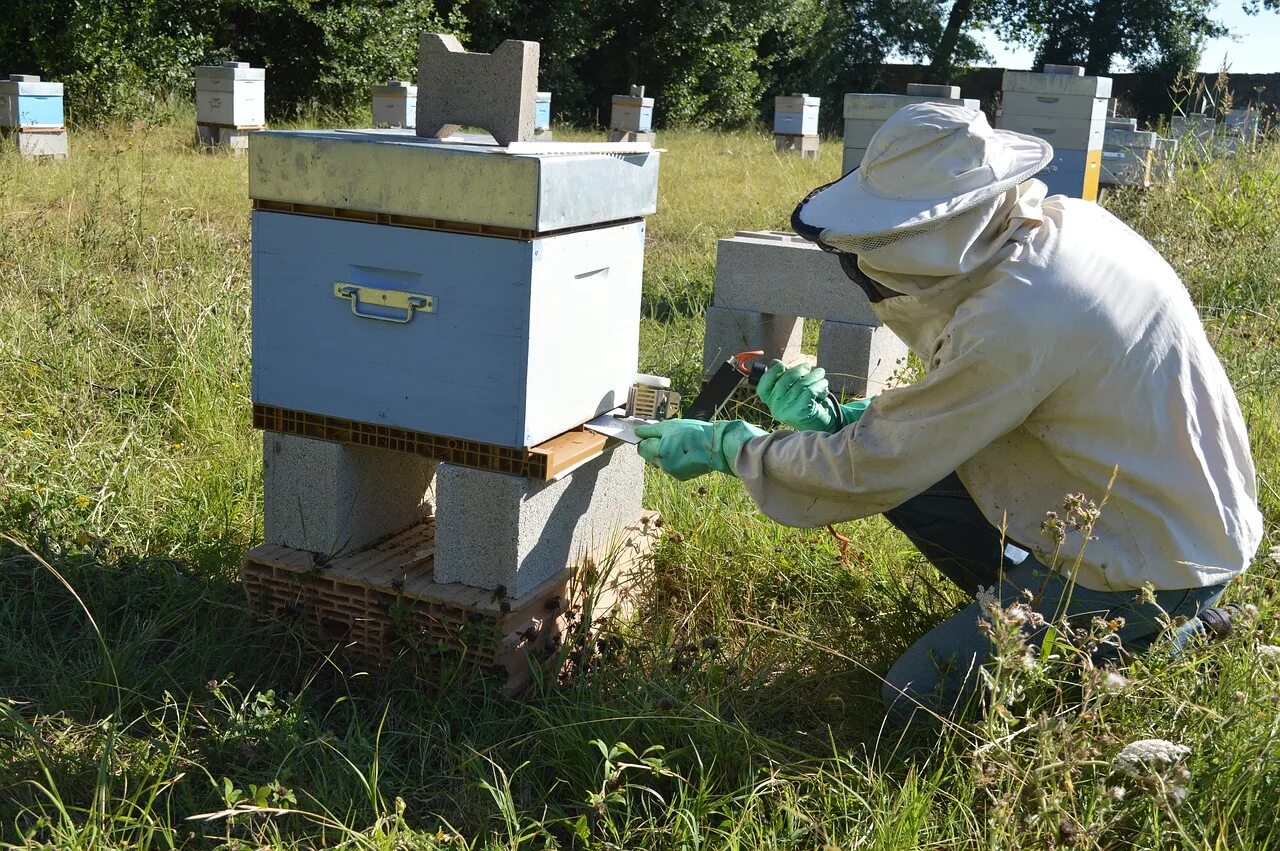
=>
[416,33,539,146]
[818,320,909,399]
[197,124,253,153]
[8,129,67,160]
[433,444,645,599]
[263,431,437,558]
[713,231,881,326]
[702,305,805,376]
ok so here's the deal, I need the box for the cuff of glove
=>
[712,420,769,477]
[834,397,875,431]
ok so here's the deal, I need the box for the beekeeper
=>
[635,103,1262,719]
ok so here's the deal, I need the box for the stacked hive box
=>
[1171,113,1216,159]
[0,74,67,160]
[1100,118,1156,189]
[701,231,907,400]
[243,125,663,690]
[774,94,820,159]
[842,83,978,175]
[534,91,552,139]
[372,80,417,128]
[195,61,266,153]
[609,85,654,144]
[998,64,1109,201]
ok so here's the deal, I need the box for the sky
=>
[974,1,1280,73]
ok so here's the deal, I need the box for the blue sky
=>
[974,2,1280,73]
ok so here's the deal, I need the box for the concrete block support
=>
[4,128,67,160]
[433,445,645,598]
[713,231,880,325]
[196,123,255,154]
[817,320,909,399]
[263,431,437,557]
[416,34,538,146]
[775,133,819,159]
[702,306,805,376]
[608,129,656,145]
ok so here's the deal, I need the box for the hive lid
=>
[248,128,661,233]
[0,75,62,96]
[1002,69,1111,98]
[195,62,266,81]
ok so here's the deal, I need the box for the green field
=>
[2,116,1279,849]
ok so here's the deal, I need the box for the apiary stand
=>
[242,127,662,689]
[701,231,907,400]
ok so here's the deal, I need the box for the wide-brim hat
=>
[794,102,1053,254]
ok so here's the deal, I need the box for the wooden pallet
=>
[242,512,660,694]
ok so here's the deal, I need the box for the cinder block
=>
[433,444,644,597]
[818,320,909,399]
[7,128,67,160]
[263,431,437,557]
[1043,64,1085,76]
[415,33,539,146]
[702,305,804,376]
[713,231,880,325]
[775,133,819,158]
[607,128,655,145]
[197,123,255,153]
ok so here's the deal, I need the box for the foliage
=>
[0,0,458,126]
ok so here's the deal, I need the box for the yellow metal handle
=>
[333,283,435,324]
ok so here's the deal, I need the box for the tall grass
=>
[1,118,1278,849]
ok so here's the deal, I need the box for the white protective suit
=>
[736,182,1263,592]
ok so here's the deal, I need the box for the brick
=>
[712,231,880,325]
[818,320,910,399]
[433,444,644,597]
[415,33,539,146]
[262,431,437,557]
[702,305,804,376]
[607,129,655,145]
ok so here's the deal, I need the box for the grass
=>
[1,113,1279,849]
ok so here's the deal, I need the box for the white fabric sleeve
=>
[734,317,1056,527]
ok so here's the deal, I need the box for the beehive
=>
[249,129,661,452]
[842,84,978,174]
[0,74,63,129]
[998,65,1110,201]
[372,80,417,128]
[774,94,819,136]
[195,61,266,129]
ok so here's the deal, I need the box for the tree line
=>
[0,0,1273,127]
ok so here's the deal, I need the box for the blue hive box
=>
[249,130,661,450]
[0,74,64,129]
[534,92,551,131]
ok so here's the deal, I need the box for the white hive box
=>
[195,61,266,128]
[842,90,979,174]
[610,87,653,133]
[999,67,1110,201]
[774,94,819,135]
[0,74,64,129]
[249,130,661,450]
[372,80,416,128]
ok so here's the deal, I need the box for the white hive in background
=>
[774,93,820,159]
[998,65,1110,201]
[608,84,654,144]
[372,79,417,129]
[194,60,266,154]
[841,83,978,174]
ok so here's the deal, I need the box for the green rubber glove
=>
[634,419,767,481]
[756,360,877,432]
[756,360,843,432]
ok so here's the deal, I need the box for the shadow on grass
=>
[0,527,941,845]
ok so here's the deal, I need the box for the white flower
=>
[976,585,999,609]
[1269,545,1280,566]
[1107,786,1126,802]
[1112,739,1191,779]
[1257,645,1280,661]
[1100,670,1129,692]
